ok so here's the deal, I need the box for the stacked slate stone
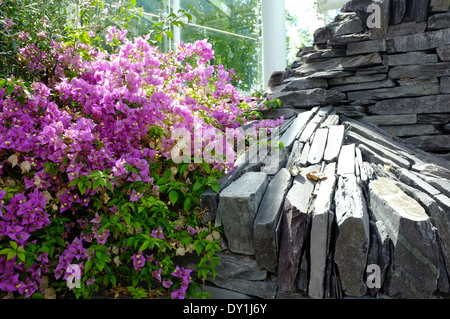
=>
[270,0,450,159]
[198,104,450,299]
[194,0,450,300]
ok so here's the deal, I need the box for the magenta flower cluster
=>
[0,25,283,299]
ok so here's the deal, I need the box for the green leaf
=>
[203,162,210,174]
[0,248,11,255]
[6,85,14,95]
[95,259,105,271]
[165,30,173,39]
[96,250,103,260]
[181,236,193,245]
[24,256,33,269]
[78,181,86,195]
[93,179,101,190]
[139,240,149,252]
[101,253,110,263]
[10,241,17,250]
[164,169,172,178]
[106,180,113,192]
[54,236,65,247]
[7,250,16,261]
[211,183,220,193]
[184,197,192,211]
[169,190,178,205]
[68,178,79,187]
[179,163,189,175]
[17,252,26,263]
[110,274,117,286]
[194,242,203,256]
[193,181,203,192]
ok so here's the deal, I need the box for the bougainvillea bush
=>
[0,13,283,298]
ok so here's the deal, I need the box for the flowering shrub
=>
[0,15,283,299]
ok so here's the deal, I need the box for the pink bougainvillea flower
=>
[186,225,197,236]
[150,226,165,239]
[129,189,143,202]
[3,17,15,28]
[131,253,145,271]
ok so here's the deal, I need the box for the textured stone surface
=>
[254,168,292,273]
[369,0,391,38]
[347,83,440,101]
[218,172,269,255]
[437,45,450,61]
[333,79,395,92]
[430,0,450,11]
[391,0,406,24]
[341,0,375,26]
[397,77,439,87]
[428,178,450,197]
[386,52,438,65]
[369,178,440,299]
[307,70,354,79]
[406,0,430,23]
[277,166,318,292]
[428,11,450,30]
[308,163,337,299]
[303,49,347,62]
[329,73,386,86]
[313,12,365,44]
[334,175,370,297]
[346,131,412,169]
[287,140,304,176]
[394,168,441,197]
[307,127,329,165]
[211,277,278,299]
[274,89,346,108]
[368,94,450,115]
[404,135,450,152]
[387,28,450,53]
[279,111,314,150]
[441,77,450,93]
[324,125,345,163]
[347,39,387,55]
[337,144,356,175]
[214,253,268,281]
[385,22,427,39]
[417,113,450,124]
[298,108,331,143]
[366,220,390,296]
[293,53,383,77]
[389,63,450,79]
[361,114,417,125]
[284,77,328,91]
[379,124,441,137]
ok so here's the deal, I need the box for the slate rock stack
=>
[193,0,450,299]
[270,0,450,159]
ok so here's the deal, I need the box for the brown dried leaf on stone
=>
[306,171,327,181]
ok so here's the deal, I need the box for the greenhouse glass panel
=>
[135,0,263,93]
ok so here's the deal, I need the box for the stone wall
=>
[197,105,450,299]
[193,0,450,300]
[270,0,450,159]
